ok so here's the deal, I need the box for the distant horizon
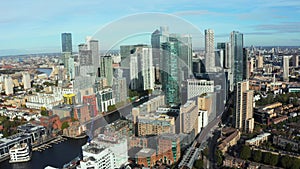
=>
[0,45,299,57]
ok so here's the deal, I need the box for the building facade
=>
[233,81,254,133]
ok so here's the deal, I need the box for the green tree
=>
[240,145,251,160]
[291,158,300,169]
[263,152,278,166]
[215,149,223,166]
[193,159,204,169]
[40,106,48,116]
[107,105,117,112]
[252,150,262,163]
[61,122,69,130]
[280,156,293,169]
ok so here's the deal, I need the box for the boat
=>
[9,143,31,163]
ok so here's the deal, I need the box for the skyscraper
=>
[151,27,192,82]
[88,39,100,77]
[233,81,254,133]
[61,33,72,53]
[129,45,154,91]
[4,75,13,95]
[161,38,181,106]
[151,26,169,82]
[22,72,31,90]
[205,29,215,72]
[283,55,290,82]
[100,56,113,87]
[230,31,244,86]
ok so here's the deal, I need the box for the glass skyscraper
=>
[161,37,181,106]
[61,33,72,53]
[230,31,244,85]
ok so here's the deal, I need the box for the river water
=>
[0,137,87,169]
[0,94,151,169]
[37,68,52,76]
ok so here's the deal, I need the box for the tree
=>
[107,105,117,112]
[263,152,278,166]
[193,159,204,169]
[215,149,223,166]
[252,150,262,163]
[40,106,48,116]
[240,145,251,160]
[61,122,69,130]
[280,156,293,169]
[291,158,300,169]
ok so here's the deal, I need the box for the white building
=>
[22,72,31,90]
[198,110,208,133]
[94,134,128,168]
[77,143,116,169]
[4,75,14,95]
[9,143,31,163]
[129,45,154,91]
[283,55,291,82]
[25,86,68,110]
[205,29,216,72]
[187,79,214,100]
[96,88,115,112]
[245,133,271,146]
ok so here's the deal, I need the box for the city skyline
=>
[0,0,300,56]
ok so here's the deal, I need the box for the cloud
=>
[254,22,300,33]
[244,32,275,35]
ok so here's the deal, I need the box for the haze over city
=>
[1,0,300,56]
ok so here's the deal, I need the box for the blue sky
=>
[0,0,299,55]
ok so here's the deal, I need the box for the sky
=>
[0,0,299,56]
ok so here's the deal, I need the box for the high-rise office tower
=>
[151,26,169,82]
[129,45,154,91]
[88,39,100,77]
[161,39,181,106]
[100,56,113,87]
[217,42,226,68]
[4,76,13,95]
[292,55,299,68]
[283,55,290,82]
[243,48,249,80]
[151,27,192,82]
[231,31,244,86]
[78,43,94,77]
[205,29,215,72]
[233,81,254,133]
[78,44,92,66]
[61,33,72,53]
[22,72,31,90]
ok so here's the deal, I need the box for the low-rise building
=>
[77,143,116,169]
[137,113,175,136]
[245,133,271,146]
[218,128,241,154]
[136,148,157,168]
[273,135,300,151]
